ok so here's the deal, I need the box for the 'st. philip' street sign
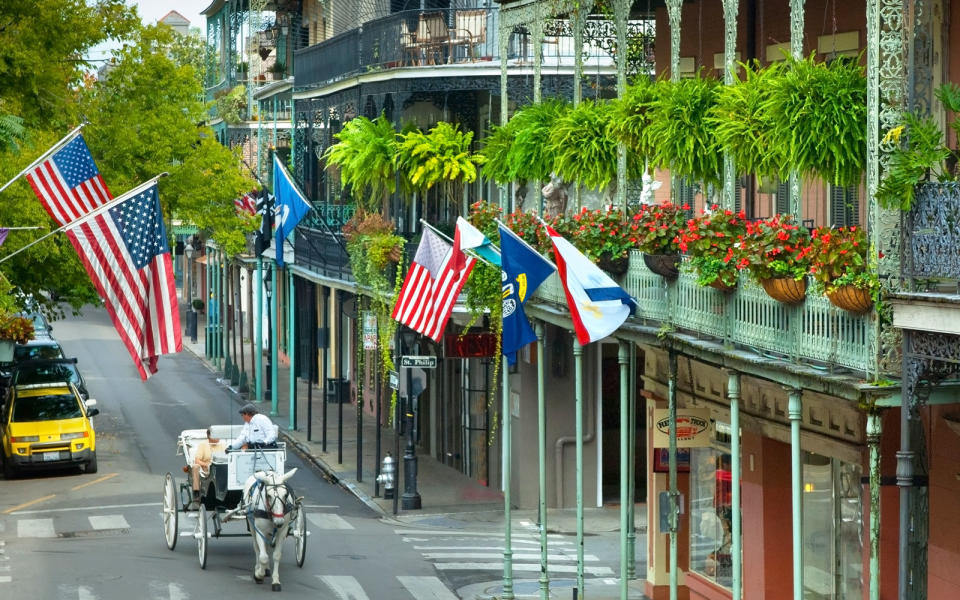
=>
[400,355,437,368]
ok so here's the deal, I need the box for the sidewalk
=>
[181,298,649,599]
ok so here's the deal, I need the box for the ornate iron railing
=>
[539,251,875,374]
[906,182,960,284]
[294,227,353,281]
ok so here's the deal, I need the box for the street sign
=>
[400,355,437,368]
[389,370,399,390]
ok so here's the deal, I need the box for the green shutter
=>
[830,185,859,227]
[775,180,790,215]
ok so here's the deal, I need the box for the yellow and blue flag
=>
[499,224,555,365]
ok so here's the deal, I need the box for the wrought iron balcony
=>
[536,251,876,375]
[294,227,353,282]
[904,182,960,289]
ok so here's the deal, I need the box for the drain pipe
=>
[555,347,595,507]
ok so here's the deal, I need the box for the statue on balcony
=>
[542,172,569,215]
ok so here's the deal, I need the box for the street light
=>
[184,243,197,343]
[400,329,421,510]
[263,267,273,402]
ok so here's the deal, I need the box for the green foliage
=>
[764,54,867,187]
[507,100,569,182]
[875,113,951,210]
[608,77,658,164]
[740,214,814,282]
[710,61,786,180]
[479,122,516,185]
[0,109,26,153]
[810,225,878,293]
[552,208,637,262]
[677,207,749,287]
[646,75,723,186]
[0,313,34,344]
[548,100,627,189]
[396,122,484,191]
[215,84,248,124]
[465,201,504,320]
[631,202,688,255]
[324,115,398,212]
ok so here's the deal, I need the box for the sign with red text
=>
[652,408,712,448]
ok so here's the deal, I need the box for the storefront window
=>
[802,452,863,599]
[689,425,733,588]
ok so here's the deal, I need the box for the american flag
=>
[65,184,181,380]
[391,228,475,342]
[25,133,111,227]
[234,190,258,216]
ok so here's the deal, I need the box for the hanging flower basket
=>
[826,285,873,314]
[709,278,737,293]
[0,339,14,363]
[643,253,681,280]
[760,277,807,304]
[597,253,629,276]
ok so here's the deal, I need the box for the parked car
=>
[1,380,99,477]
[0,338,66,402]
[9,359,89,401]
[15,310,53,338]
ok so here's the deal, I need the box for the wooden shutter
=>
[775,180,790,215]
[829,185,860,227]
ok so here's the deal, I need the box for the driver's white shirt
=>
[230,414,277,449]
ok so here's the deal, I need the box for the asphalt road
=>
[0,308,461,599]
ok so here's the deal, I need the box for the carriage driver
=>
[230,403,278,450]
[189,427,227,500]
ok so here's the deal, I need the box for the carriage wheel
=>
[162,473,178,551]
[294,505,307,567]
[196,504,208,569]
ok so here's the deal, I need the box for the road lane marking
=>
[397,576,458,600]
[17,518,56,538]
[11,502,157,515]
[0,575,11,583]
[71,473,118,491]
[317,575,369,600]
[169,582,189,600]
[421,551,597,561]
[88,515,129,530]
[307,513,354,529]
[78,585,98,600]
[434,562,615,575]
[3,495,56,515]
[394,529,568,540]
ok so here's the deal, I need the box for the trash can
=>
[185,310,198,342]
[326,378,349,403]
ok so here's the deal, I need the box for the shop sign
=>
[444,332,498,358]
[652,408,712,448]
[362,313,378,350]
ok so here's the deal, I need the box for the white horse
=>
[243,468,298,591]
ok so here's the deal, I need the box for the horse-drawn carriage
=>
[162,425,308,590]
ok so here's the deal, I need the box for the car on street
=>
[16,310,53,338]
[9,358,89,400]
[0,380,99,478]
[0,337,66,397]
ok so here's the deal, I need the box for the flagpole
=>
[493,218,557,270]
[0,124,86,195]
[0,227,45,230]
[417,218,502,269]
[0,173,168,265]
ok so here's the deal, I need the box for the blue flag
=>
[499,225,555,365]
[272,154,312,266]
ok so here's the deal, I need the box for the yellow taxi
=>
[1,382,99,478]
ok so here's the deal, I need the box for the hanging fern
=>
[548,99,629,190]
[507,99,569,182]
[323,114,398,212]
[709,60,786,181]
[479,121,516,185]
[608,77,658,165]
[763,54,867,187]
[395,121,485,208]
[646,74,723,186]
[0,111,26,153]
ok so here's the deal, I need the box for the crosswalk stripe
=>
[421,551,598,562]
[317,575,369,600]
[88,515,129,530]
[169,582,189,600]
[397,576,458,600]
[0,575,10,583]
[434,562,615,576]
[395,529,567,540]
[78,586,98,600]
[308,513,353,530]
[17,518,55,538]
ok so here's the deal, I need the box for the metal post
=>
[336,289,343,464]
[619,341,629,600]
[788,0,805,218]
[728,371,742,600]
[574,340,585,598]
[501,361,514,599]
[270,265,279,417]
[307,317,314,442]
[402,349,420,509]
[322,286,329,452]
[867,411,882,600]
[221,250,228,370]
[627,343,637,578]
[288,269,296,430]
[788,389,803,600]
[668,353,678,600]
[374,345,382,497]
[535,322,549,599]
[722,0,739,212]
[256,257,263,404]
[205,250,211,357]
[393,324,401,516]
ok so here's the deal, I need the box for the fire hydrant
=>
[376,452,396,499]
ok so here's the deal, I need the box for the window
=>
[802,452,863,599]
[829,185,860,227]
[689,424,734,588]
[776,180,791,215]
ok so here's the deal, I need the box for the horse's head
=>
[255,468,298,526]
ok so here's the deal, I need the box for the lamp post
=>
[400,329,421,510]
[263,266,273,403]
[184,244,197,343]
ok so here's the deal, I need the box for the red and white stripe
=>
[67,212,181,380]
[25,160,111,227]
[392,252,475,343]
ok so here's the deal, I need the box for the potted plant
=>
[191,298,205,312]
[395,121,485,214]
[548,100,634,193]
[323,114,398,214]
[551,207,638,275]
[507,99,569,184]
[741,214,813,304]
[608,77,658,166]
[677,206,749,290]
[344,212,405,291]
[0,313,34,360]
[632,201,688,279]
[809,225,878,313]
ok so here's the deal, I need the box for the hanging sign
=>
[652,408,712,448]
[362,313,378,350]
[444,333,498,358]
